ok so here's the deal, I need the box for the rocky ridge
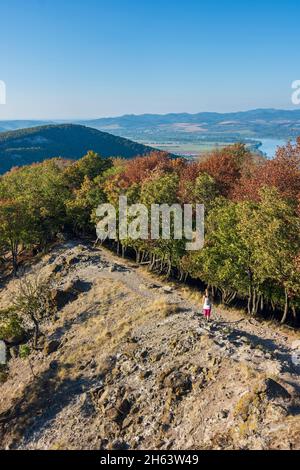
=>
[0,241,300,450]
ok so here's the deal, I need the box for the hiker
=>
[202,289,212,321]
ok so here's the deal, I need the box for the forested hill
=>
[80,108,300,140]
[0,124,156,174]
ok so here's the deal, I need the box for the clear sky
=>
[0,0,300,119]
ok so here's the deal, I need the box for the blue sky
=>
[0,0,299,119]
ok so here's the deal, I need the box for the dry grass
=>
[58,286,184,376]
[145,297,182,319]
[2,244,300,451]
[57,278,159,373]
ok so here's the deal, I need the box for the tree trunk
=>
[247,286,252,315]
[11,241,18,276]
[32,319,39,349]
[247,268,253,315]
[281,289,289,324]
[260,295,264,312]
[166,260,172,278]
[211,285,215,299]
[254,294,260,316]
[251,289,256,316]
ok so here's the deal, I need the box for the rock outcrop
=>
[0,241,299,450]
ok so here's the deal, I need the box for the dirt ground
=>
[0,241,300,450]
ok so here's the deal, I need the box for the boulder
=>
[49,360,59,370]
[162,286,173,294]
[140,370,152,380]
[9,346,18,359]
[65,254,82,267]
[99,355,117,376]
[163,371,192,398]
[259,378,291,401]
[0,340,7,365]
[50,287,77,310]
[140,349,149,360]
[1,327,26,346]
[116,398,132,423]
[80,392,97,418]
[148,283,161,289]
[107,440,129,450]
[45,257,68,277]
[0,366,8,384]
[106,397,132,424]
[152,352,164,362]
[50,278,91,311]
[44,339,60,355]
[72,279,92,293]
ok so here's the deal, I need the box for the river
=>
[258,138,293,158]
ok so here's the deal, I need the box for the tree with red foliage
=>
[197,143,253,198]
[234,138,300,202]
[178,162,203,203]
[117,152,186,188]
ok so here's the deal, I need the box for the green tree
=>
[66,176,106,234]
[64,151,112,189]
[239,187,300,322]
[0,199,36,274]
[183,198,250,305]
[0,160,71,249]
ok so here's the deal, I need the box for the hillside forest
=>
[1,139,300,326]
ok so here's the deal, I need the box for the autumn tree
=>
[234,138,300,203]
[198,143,254,197]
[140,173,186,276]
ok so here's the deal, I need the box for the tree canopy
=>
[1,142,300,324]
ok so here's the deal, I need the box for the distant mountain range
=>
[1,109,300,142]
[79,109,300,142]
[1,109,300,169]
[0,124,156,174]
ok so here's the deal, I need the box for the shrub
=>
[0,308,24,343]
[13,275,56,348]
[19,344,31,358]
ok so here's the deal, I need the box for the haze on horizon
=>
[1,0,300,120]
